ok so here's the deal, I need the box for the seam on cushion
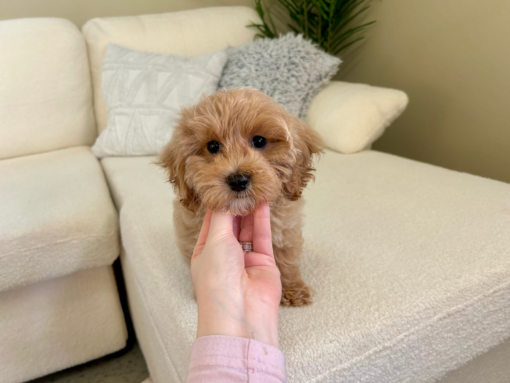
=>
[125,253,183,382]
[0,231,117,258]
[0,145,91,165]
[1,262,115,293]
[307,275,510,382]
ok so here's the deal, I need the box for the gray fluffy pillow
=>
[219,34,341,119]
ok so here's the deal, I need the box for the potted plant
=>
[249,0,376,56]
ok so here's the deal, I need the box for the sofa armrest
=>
[306,81,408,154]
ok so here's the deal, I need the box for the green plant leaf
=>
[331,4,370,34]
[330,20,375,51]
[334,36,365,55]
[247,0,376,57]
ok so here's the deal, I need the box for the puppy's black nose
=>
[227,173,251,192]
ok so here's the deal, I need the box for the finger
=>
[253,202,273,256]
[195,210,213,248]
[208,210,234,238]
[233,216,242,240]
[239,214,254,242]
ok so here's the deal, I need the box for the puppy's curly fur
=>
[158,87,323,306]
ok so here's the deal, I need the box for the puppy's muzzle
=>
[227,173,251,192]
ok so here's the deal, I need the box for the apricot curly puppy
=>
[158,87,323,306]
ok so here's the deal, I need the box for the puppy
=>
[158,87,323,306]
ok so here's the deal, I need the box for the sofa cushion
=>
[0,18,96,160]
[0,266,127,383]
[0,147,119,292]
[82,6,259,134]
[307,81,409,154]
[101,151,510,382]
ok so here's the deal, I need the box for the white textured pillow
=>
[92,44,227,158]
[307,81,409,154]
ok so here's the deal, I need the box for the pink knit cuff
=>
[189,335,287,382]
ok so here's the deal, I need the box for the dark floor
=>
[29,341,149,383]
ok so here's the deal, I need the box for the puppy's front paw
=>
[281,282,313,306]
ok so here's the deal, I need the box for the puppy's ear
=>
[157,134,200,213]
[282,116,324,201]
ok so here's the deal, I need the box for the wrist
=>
[247,314,279,349]
[195,294,280,348]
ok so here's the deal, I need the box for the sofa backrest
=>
[82,6,259,134]
[0,18,96,160]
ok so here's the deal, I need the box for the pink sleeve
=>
[186,335,287,383]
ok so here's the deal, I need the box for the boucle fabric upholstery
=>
[82,6,259,134]
[121,249,180,383]
[0,147,119,292]
[92,44,227,158]
[0,266,127,383]
[219,34,341,118]
[0,18,96,160]
[307,81,409,154]
[101,150,510,383]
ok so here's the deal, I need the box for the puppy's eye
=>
[252,136,267,149]
[207,141,221,154]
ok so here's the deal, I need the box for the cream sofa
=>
[0,17,127,383]
[2,6,510,383]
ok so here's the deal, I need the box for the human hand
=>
[190,203,282,348]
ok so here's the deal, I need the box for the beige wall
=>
[1,0,508,183]
[0,0,252,28]
[338,0,510,184]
